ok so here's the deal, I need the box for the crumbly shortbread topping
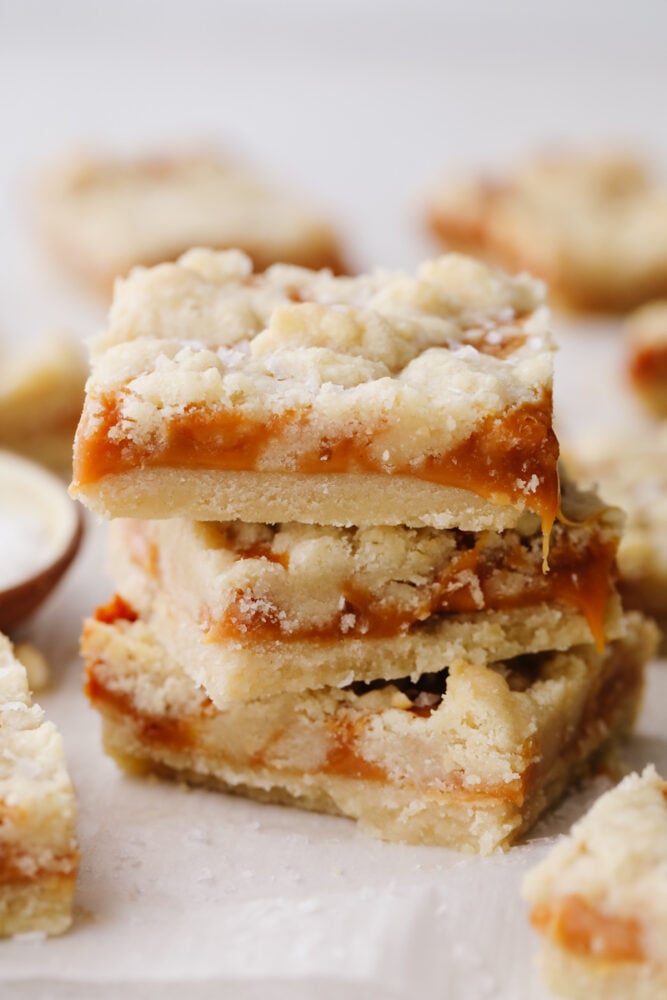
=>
[524,767,667,965]
[428,153,667,310]
[40,153,344,289]
[73,250,558,523]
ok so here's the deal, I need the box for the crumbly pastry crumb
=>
[426,152,667,312]
[0,634,78,936]
[523,766,667,999]
[72,249,559,531]
[81,601,655,853]
[38,152,346,297]
[626,300,667,417]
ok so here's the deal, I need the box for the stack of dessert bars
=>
[73,248,656,854]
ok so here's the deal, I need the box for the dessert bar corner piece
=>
[109,480,624,706]
[38,151,346,297]
[71,248,559,532]
[0,634,78,936]
[523,766,667,1000]
[82,601,655,854]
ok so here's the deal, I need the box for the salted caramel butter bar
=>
[524,766,667,999]
[110,482,623,705]
[39,152,346,297]
[0,635,78,936]
[82,601,654,853]
[72,249,559,532]
[426,152,667,312]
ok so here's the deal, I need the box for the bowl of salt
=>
[0,450,82,631]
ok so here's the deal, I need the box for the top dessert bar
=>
[426,152,667,312]
[38,152,346,297]
[71,249,559,531]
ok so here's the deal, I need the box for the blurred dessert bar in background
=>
[0,335,86,472]
[82,601,653,854]
[38,152,347,297]
[566,429,667,638]
[0,634,78,936]
[70,248,559,531]
[425,152,667,312]
[627,301,667,418]
[524,765,667,1000]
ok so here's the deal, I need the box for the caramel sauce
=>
[93,594,138,625]
[85,665,193,751]
[531,894,644,963]
[203,535,616,653]
[73,392,559,534]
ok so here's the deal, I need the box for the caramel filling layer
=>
[73,393,559,532]
[531,894,644,964]
[200,534,615,653]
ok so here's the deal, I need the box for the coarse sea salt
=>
[0,511,50,590]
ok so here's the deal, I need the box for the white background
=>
[1,2,667,997]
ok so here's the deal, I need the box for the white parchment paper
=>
[1,7,667,995]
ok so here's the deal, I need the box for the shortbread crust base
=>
[75,469,535,531]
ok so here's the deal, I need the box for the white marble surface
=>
[1,3,666,997]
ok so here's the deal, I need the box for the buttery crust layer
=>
[81,605,654,852]
[77,469,535,532]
